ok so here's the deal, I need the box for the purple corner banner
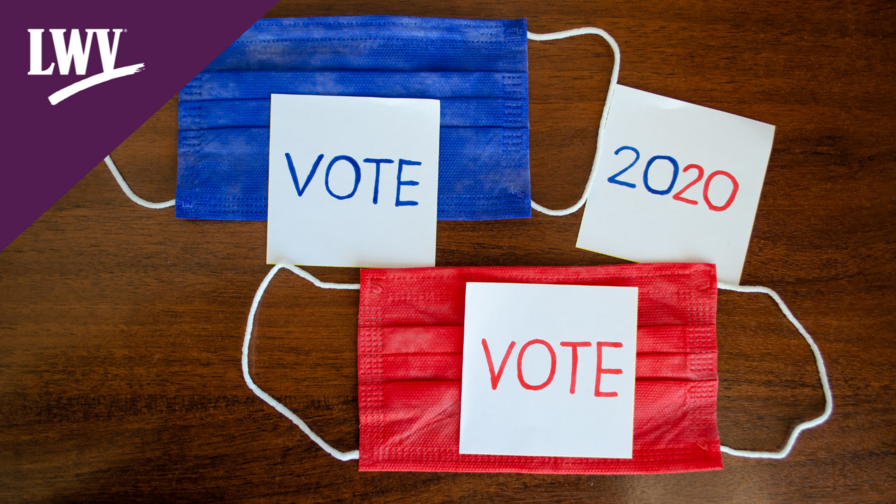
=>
[0,0,280,251]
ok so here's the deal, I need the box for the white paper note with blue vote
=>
[267,94,440,268]
[577,85,776,284]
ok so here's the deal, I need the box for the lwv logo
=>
[28,29,145,105]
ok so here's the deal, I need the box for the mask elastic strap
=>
[242,263,361,462]
[104,155,175,209]
[527,27,621,216]
[717,282,834,459]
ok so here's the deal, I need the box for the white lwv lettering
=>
[27,29,145,105]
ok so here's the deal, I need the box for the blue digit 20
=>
[607,146,640,188]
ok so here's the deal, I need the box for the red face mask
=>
[242,262,832,474]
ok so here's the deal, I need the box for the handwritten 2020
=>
[607,145,740,211]
[481,338,625,396]
[285,153,424,207]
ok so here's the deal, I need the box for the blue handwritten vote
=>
[285,153,423,207]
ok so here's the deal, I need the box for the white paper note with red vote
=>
[459,282,638,459]
[577,85,776,284]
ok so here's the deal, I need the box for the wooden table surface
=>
[2,0,895,502]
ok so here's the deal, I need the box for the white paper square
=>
[459,283,638,459]
[576,85,775,284]
[267,94,440,268]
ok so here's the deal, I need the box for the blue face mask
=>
[176,16,530,222]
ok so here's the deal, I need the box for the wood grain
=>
[2,0,895,501]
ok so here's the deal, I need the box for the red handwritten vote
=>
[481,338,624,396]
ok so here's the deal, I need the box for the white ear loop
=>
[527,27,621,216]
[717,282,834,459]
[104,155,175,209]
[242,263,360,462]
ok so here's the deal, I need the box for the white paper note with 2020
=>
[576,85,775,284]
[267,94,440,268]
[459,282,638,459]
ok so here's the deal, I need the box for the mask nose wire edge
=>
[242,263,361,462]
[527,27,621,217]
[104,155,176,209]
[717,282,834,459]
